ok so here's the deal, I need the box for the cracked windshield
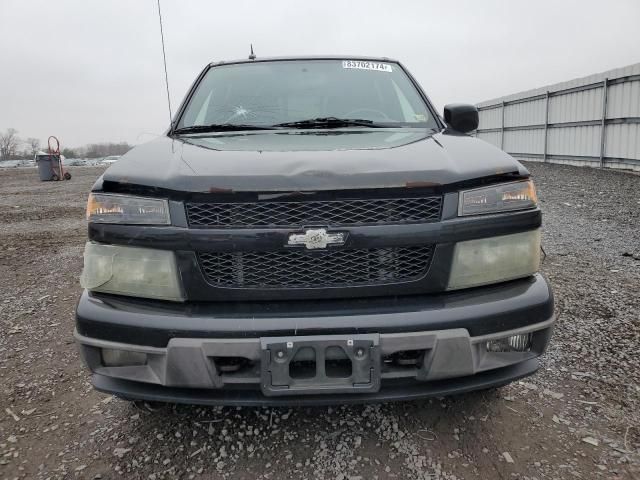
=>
[177,60,439,130]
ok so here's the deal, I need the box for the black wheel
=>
[51,174,59,181]
[63,172,72,180]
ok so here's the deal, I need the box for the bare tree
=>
[26,137,40,156]
[0,128,20,160]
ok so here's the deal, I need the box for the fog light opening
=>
[101,348,147,367]
[383,349,425,369]
[213,356,251,374]
[486,333,532,353]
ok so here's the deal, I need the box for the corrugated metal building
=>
[475,63,640,171]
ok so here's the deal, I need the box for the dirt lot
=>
[0,163,638,480]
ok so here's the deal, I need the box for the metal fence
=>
[475,63,640,171]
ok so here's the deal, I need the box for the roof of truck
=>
[210,55,399,66]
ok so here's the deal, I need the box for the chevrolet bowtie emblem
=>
[287,228,346,249]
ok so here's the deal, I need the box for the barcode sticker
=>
[342,60,392,72]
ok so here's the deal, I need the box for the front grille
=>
[198,245,434,289]
[186,196,442,228]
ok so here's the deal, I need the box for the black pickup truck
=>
[76,56,554,405]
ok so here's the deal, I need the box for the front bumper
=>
[90,359,541,406]
[76,274,554,405]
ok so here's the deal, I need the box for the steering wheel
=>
[343,108,392,121]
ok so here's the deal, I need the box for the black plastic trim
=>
[89,208,540,252]
[92,358,539,406]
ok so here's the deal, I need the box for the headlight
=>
[459,180,537,216]
[80,242,184,301]
[447,229,540,290]
[86,193,170,224]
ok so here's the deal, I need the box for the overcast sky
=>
[1,0,639,148]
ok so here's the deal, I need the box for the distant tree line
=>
[71,142,133,159]
[0,128,133,160]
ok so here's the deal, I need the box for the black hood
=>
[101,129,528,193]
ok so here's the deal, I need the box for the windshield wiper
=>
[274,117,389,129]
[173,123,279,134]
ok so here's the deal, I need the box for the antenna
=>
[249,44,256,60]
[156,0,173,128]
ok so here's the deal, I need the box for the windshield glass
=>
[177,60,438,130]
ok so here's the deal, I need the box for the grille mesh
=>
[186,196,442,228]
[198,246,434,289]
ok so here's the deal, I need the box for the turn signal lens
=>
[459,180,537,216]
[86,193,170,225]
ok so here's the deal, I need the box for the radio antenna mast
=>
[156,0,173,128]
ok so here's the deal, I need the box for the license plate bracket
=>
[260,334,380,396]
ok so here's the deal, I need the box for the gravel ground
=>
[0,163,638,480]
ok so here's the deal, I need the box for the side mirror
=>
[443,104,479,133]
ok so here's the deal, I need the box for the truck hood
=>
[102,129,528,192]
